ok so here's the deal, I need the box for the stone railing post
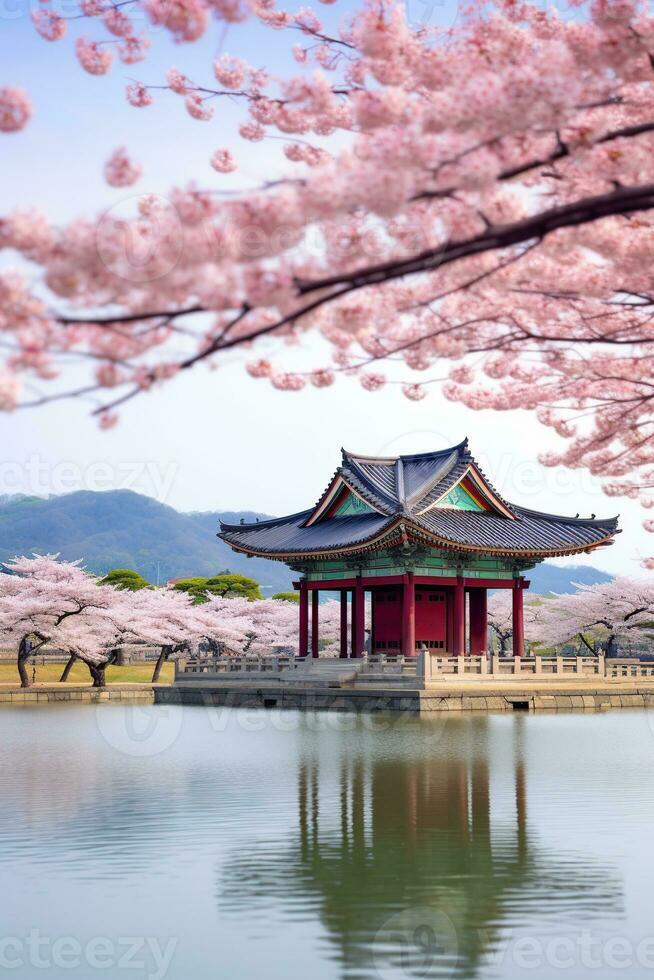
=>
[492,655,501,674]
[556,655,564,674]
[418,650,432,685]
[534,655,543,675]
[598,654,606,677]
[479,654,488,675]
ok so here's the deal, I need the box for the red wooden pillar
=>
[513,578,524,658]
[446,588,454,654]
[469,588,488,655]
[453,576,465,656]
[311,590,319,659]
[299,583,309,658]
[402,571,416,658]
[352,577,365,658]
[353,575,366,657]
[340,590,349,659]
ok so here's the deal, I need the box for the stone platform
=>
[159,678,654,713]
[0,684,159,704]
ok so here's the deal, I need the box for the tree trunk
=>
[88,663,106,688]
[60,653,77,682]
[17,637,32,688]
[152,645,171,684]
[113,648,126,666]
[607,634,618,658]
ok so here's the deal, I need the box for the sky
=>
[0,3,647,576]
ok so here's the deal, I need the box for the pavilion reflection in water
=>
[218,717,622,979]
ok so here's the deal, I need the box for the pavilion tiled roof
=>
[219,439,619,560]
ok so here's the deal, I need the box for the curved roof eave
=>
[219,516,618,561]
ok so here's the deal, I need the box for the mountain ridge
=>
[0,488,612,594]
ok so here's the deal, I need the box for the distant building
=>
[220,439,619,658]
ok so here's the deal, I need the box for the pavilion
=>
[220,439,619,659]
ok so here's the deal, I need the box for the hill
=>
[526,562,611,594]
[0,490,292,593]
[0,489,612,595]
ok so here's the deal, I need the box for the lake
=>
[1,704,654,979]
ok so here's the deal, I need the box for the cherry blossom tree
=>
[487,591,514,656]
[3,0,654,554]
[123,586,215,682]
[527,577,654,656]
[0,555,130,686]
[194,594,341,658]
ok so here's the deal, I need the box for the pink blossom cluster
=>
[0,87,31,132]
[525,578,654,650]
[104,147,143,187]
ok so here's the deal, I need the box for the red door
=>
[415,589,447,652]
[371,589,402,652]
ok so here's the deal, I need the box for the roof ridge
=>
[219,508,313,531]
[341,437,468,466]
[405,448,463,511]
[395,458,406,511]
[512,504,620,527]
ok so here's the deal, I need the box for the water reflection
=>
[0,707,635,980]
[219,716,622,979]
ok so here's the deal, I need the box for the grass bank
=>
[0,662,174,686]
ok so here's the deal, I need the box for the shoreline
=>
[0,684,160,704]
[2,678,654,711]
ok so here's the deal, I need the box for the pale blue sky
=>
[0,5,645,574]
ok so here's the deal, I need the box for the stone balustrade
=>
[178,652,654,685]
[421,654,605,680]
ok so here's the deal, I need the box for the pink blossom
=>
[310,367,335,387]
[213,54,246,89]
[239,121,265,141]
[144,0,208,41]
[402,383,427,401]
[119,36,150,64]
[246,359,272,378]
[0,372,20,410]
[0,87,31,132]
[98,410,119,429]
[294,6,322,32]
[360,372,386,391]
[126,83,153,107]
[103,6,132,36]
[75,37,113,75]
[95,363,124,387]
[207,0,247,23]
[166,67,190,94]
[32,9,67,41]
[210,148,237,172]
[80,0,106,14]
[185,93,214,120]
[104,146,143,187]
[270,372,306,391]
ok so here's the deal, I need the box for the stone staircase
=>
[283,658,362,688]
